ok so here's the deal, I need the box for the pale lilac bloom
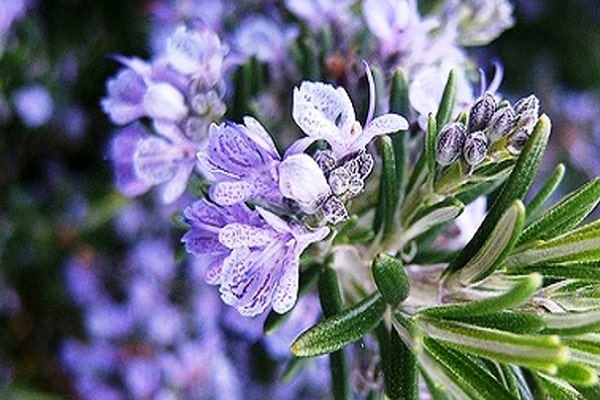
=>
[165,24,227,83]
[231,15,297,67]
[182,198,262,284]
[197,117,283,206]
[291,80,408,160]
[218,207,329,316]
[279,153,331,215]
[285,0,355,32]
[444,0,515,46]
[12,84,54,127]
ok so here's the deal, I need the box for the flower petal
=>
[209,179,257,206]
[242,116,280,160]
[133,137,181,185]
[219,223,279,249]
[159,162,194,203]
[278,154,331,214]
[271,259,299,314]
[294,81,355,131]
[358,113,408,149]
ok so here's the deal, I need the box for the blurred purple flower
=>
[12,84,54,128]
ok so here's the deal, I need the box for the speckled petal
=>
[218,223,279,249]
[271,259,299,314]
[209,180,257,206]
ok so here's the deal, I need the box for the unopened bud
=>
[322,196,349,225]
[506,128,530,155]
[436,122,467,165]
[463,131,489,166]
[328,167,350,196]
[486,105,516,142]
[514,94,540,133]
[314,149,337,176]
[468,92,497,133]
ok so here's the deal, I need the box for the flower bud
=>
[322,196,349,225]
[514,94,540,133]
[436,122,467,165]
[506,127,530,155]
[486,104,516,142]
[463,130,488,166]
[328,167,351,196]
[468,92,497,133]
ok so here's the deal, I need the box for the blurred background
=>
[1,0,600,398]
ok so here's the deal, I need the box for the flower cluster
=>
[103,23,228,203]
[184,69,407,316]
[435,91,541,169]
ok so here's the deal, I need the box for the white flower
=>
[292,77,408,159]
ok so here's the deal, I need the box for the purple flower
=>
[109,122,199,203]
[182,198,262,284]
[285,0,355,32]
[165,23,228,83]
[183,200,329,316]
[198,117,283,206]
[291,79,408,160]
[218,207,329,316]
[100,68,147,125]
[12,84,54,127]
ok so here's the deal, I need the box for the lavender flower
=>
[291,78,408,160]
[11,84,54,127]
[183,199,329,316]
[285,0,355,33]
[197,117,283,207]
[103,23,229,203]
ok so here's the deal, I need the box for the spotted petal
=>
[219,223,280,249]
[357,114,409,149]
[133,137,181,185]
[271,258,299,314]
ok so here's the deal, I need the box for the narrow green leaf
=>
[390,68,410,117]
[372,253,410,307]
[422,338,517,400]
[525,163,565,223]
[519,176,600,246]
[419,362,454,400]
[426,113,437,183]
[396,197,464,246]
[291,293,386,357]
[554,362,599,387]
[444,114,552,276]
[506,261,600,281]
[417,318,568,373]
[542,309,600,336]
[435,70,457,129]
[374,136,400,238]
[376,323,418,400]
[536,375,587,400]
[422,273,542,319]
[451,200,526,285]
[565,338,600,369]
[448,311,546,334]
[506,220,600,268]
[318,267,348,400]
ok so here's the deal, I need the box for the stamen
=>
[362,59,376,125]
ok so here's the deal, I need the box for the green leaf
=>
[374,136,400,238]
[535,375,587,400]
[448,200,526,285]
[444,114,552,276]
[564,338,600,369]
[542,308,600,336]
[372,253,410,307]
[435,70,457,130]
[447,311,546,334]
[396,197,464,247]
[506,220,600,268]
[519,176,600,246]
[422,273,542,319]
[426,113,437,184]
[506,261,600,281]
[525,163,565,223]
[290,293,386,357]
[376,323,418,400]
[422,337,518,400]
[318,267,348,400]
[417,318,568,373]
[553,362,599,387]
